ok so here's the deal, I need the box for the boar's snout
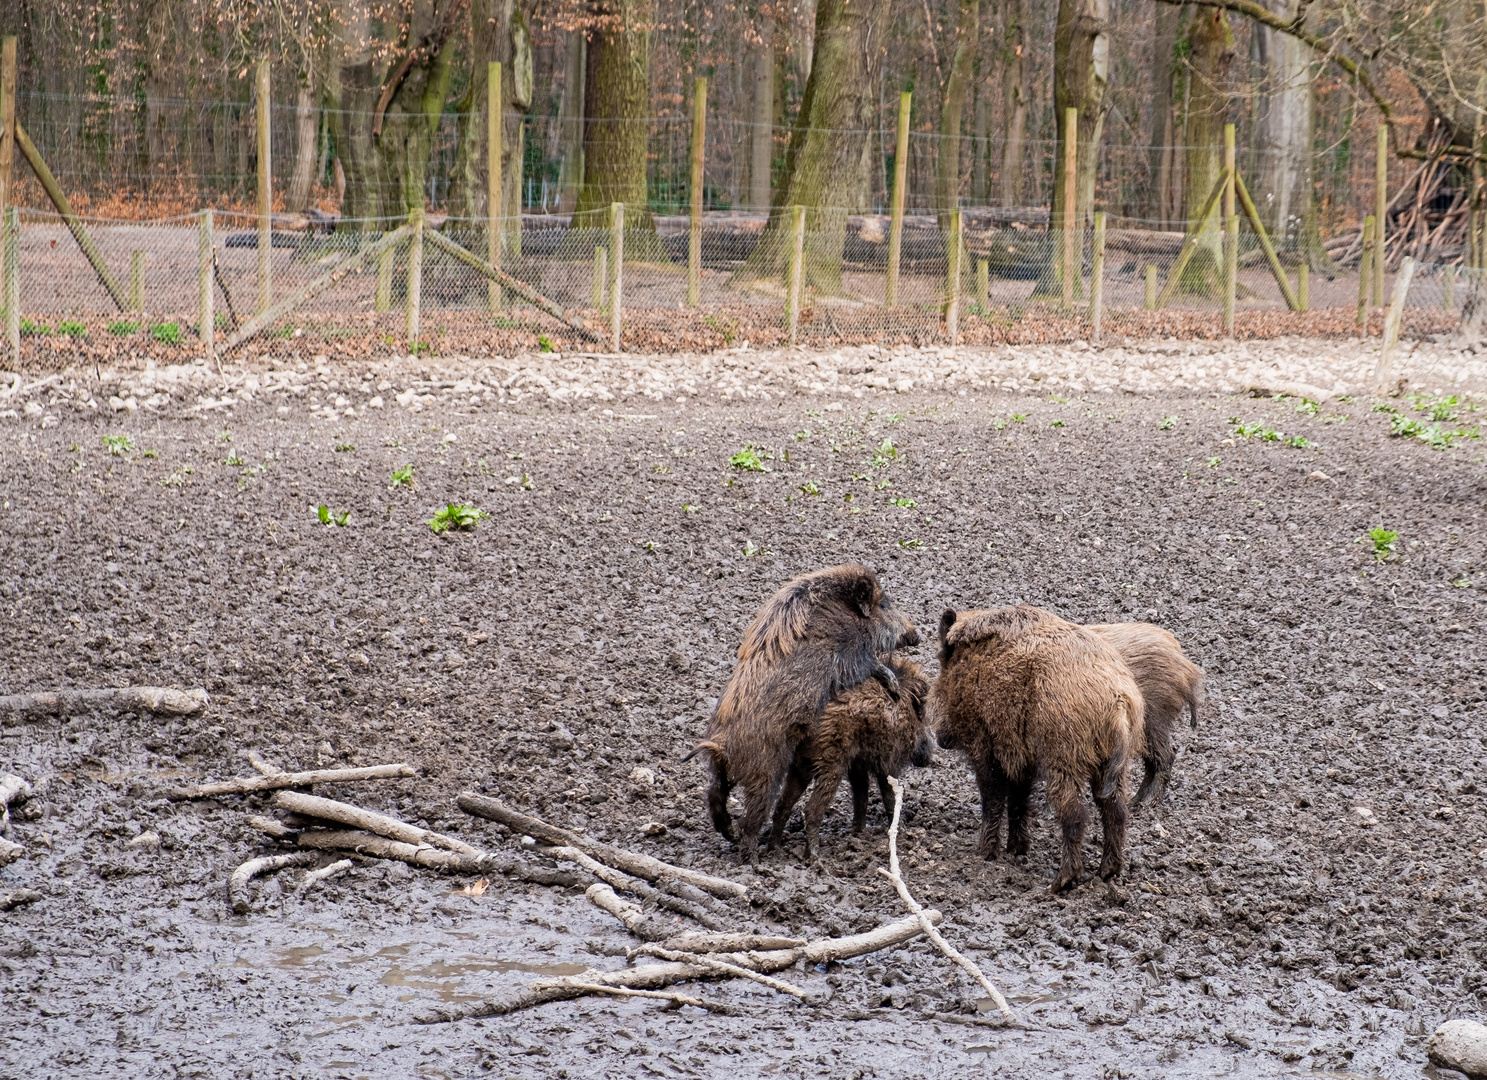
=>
[909,729,936,768]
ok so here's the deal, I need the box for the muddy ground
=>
[1,340,1485,1079]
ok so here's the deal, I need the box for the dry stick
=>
[559,982,736,1014]
[557,850,729,930]
[246,751,280,776]
[229,851,319,914]
[0,686,208,719]
[274,790,480,856]
[636,945,813,1001]
[878,777,1015,1021]
[659,931,805,953]
[0,774,31,835]
[417,910,941,1024]
[294,858,352,899]
[586,882,675,941]
[457,792,748,902]
[169,763,415,801]
[0,888,41,911]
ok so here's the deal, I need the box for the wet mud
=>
[1,365,1485,1078]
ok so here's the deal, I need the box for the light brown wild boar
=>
[765,652,934,859]
[931,604,1144,892]
[1088,622,1203,806]
[687,564,919,864]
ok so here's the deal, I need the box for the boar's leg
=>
[848,760,872,833]
[1094,782,1129,881]
[973,761,1011,861]
[766,764,810,851]
[875,770,896,821]
[705,758,735,841]
[1005,774,1035,857]
[800,759,851,861]
[1133,716,1175,807]
[1046,772,1088,892]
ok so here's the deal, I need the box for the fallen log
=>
[554,848,728,930]
[0,888,42,912]
[0,686,208,719]
[458,792,748,902]
[274,790,479,856]
[294,858,352,899]
[634,944,812,1001]
[415,910,940,1023]
[229,851,319,913]
[656,931,806,954]
[586,882,673,941]
[168,763,415,800]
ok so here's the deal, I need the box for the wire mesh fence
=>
[0,204,1474,363]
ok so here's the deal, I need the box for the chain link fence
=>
[0,204,1473,364]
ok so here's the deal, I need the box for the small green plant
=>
[1047,393,1070,404]
[1207,456,1221,467]
[335,442,356,453]
[1453,576,1473,588]
[1286,435,1315,449]
[683,503,699,514]
[869,439,898,467]
[504,472,534,490]
[20,318,50,336]
[316,504,351,527]
[107,319,141,336]
[729,445,771,472]
[57,319,87,337]
[742,539,769,557]
[101,434,134,455]
[428,503,486,534]
[142,449,158,459]
[1361,527,1398,561]
[224,452,245,467]
[538,334,555,353]
[1010,413,1027,423]
[151,322,183,345]
[897,538,924,550]
[1049,419,1066,428]
[1159,415,1178,430]
[411,340,432,356]
[883,413,903,424]
[1295,399,1319,415]
[652,464,670,474]
[799,481,821,496]
[889,496,917,508]
[390,465,415,488]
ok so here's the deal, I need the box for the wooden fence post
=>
[406,209,422,349]
[1234,172,1299,310]
[1062,106,1078,309]
[1374,122,1386,307]
[1374,256,1416,392]
[593,245,607,311]
[688,75,706,308]
[376,246,394,313]
[198,210,213,364]
[129,251,145,312]
[886,91,910,307]
[1298,262,1308,311]
[1357,215,1374,330]
[1443,266,1454,309]
[610,202,623,351]
[1090,210,1106,344]
[945,208,962,345]
[488,61,502,311]
[787,204,805,345]
[1223,124,1236,337]
[1145,265,1157,309]
[976,258,988,312]
[4,207,16,364]
[0,36,15,306]
[256,59,272,314]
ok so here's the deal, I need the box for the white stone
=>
[1430,1019,1487,1079]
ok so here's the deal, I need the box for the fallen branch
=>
[415,909,939,1023]
[586,882,674,941]
[168,763,415,800]
[0,888,42,912]
[658,931,806,954]
[0,774,31,835]
[295,858,352,899]
[0,686,207,719]
[557,981,737,1014]
[634,944,813,1001]
[458,792,748,902]
[274,790,479,855]
[879,777,1015,1020]
[554,846,729,930]
[229,851,319,913]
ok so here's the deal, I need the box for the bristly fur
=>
[1088,622,1204,806]
[698,564,920,864]
[764,653,934,859]
[931,604,1145,892]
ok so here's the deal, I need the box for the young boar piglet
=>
[931,604,1144,892]
[1088,622,1203,806]
[687,564,919,864]
[765,653,933,860]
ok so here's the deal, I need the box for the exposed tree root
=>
[169,763,416,800]
[0,687,208,719]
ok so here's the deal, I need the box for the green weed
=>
[107,319,140,336]
[390,464,415,488]
[1286,435,1315,449]
[224,452,245,467]
[1360,527,1398,561]
[316,504,351,527]
[742,540,773,557]
[883,413,903,424]
[142,449,158,459]
[151,322,182,345]
[1295,399,1319,415]
[21,318,50,336]
[729,445,771,472]
[897,538,924,550]
[57,319,87,337]
[889,496,917,508]
[683,503,699,513]
[335,442,356,453]
[1207,456,1221,467]
[101,434,134,455]
[798,481,821,496]
[1453,576,1473,588]
[505,472,534,490]
[411,340,432,356]
[1159,415,1177,430]
[538,334,555,353]
[869,439,898,467]
[1010,413,1027,423]
[428,503,486,534]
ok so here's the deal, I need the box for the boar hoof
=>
[1098,857,1123,881]
[1050,870,1081,893]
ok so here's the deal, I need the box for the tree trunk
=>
[558,30,585,212]
[999,0,1029,207]
[936,0,980,225]
[1252,0,1331,269]
[1034,0,1109,298]
[735,0,895,292]
[1148,0,1181,226]
[1179,5,1232,295]
[573,0,656,228]
[972,60,990,203]
[286,84,319,212]
[748,35,775,210]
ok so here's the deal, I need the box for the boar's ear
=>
[838,567,880,619]
[939,608,958,640]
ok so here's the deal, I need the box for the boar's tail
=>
[1187,685,1201,730]
[680,739,724,765]
[1098,692,1141,799]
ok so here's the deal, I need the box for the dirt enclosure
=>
[1,338,1485,1079]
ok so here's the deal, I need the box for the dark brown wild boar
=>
[1088,622,1203,806]
[765,653,933,859]
[687,564,919,864]
[931,604,1144,892]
